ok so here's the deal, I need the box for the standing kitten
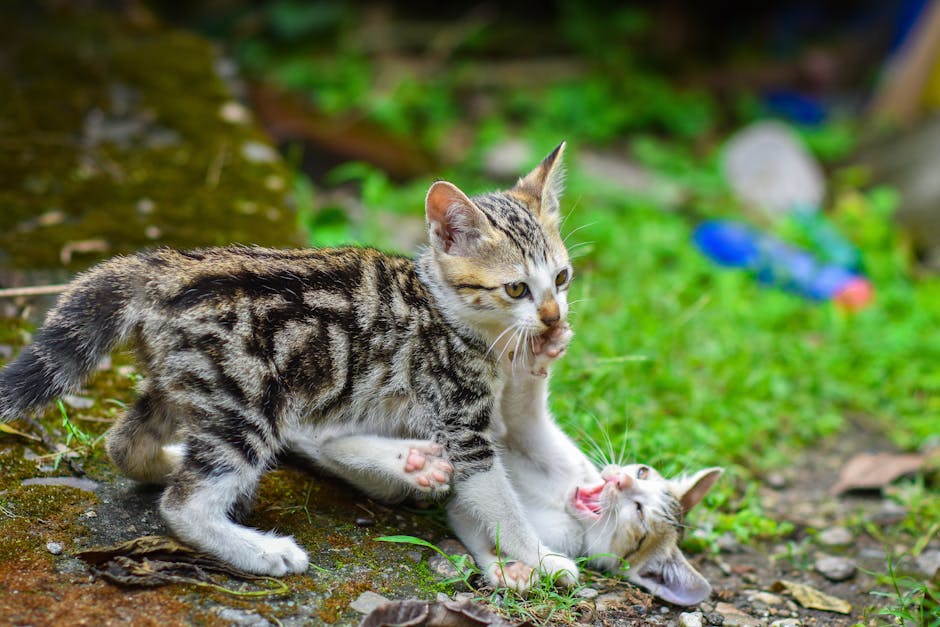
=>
[0,143,580,581]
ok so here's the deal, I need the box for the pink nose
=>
[606,473,633,491]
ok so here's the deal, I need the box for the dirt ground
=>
[1,378,931,627]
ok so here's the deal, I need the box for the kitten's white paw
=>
[251,535,310,576]
[538,553,579,588]
[528,323,573,376]
[488,560,535,594]
[403,442,453,497]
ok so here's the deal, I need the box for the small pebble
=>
[354,517,375,527]
[916,549,940,578]
[216,607,270,627]
[219,101,250,125]
[815,555,857,582]
[770,619,802,627]
[679,611,704,627]
[746,591,784,606]
[870,501,907,526]
[765,472,787,489]
[62,394,94,410]
[136,198,155,215]
[84,510,97,518]
[240,141,278,164]
[705,612,724,626]
[817,526,853,547]
[349,591,390,615]
[45,541,63,555]
[576,587,598,599]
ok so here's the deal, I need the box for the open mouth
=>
[572,482,605,519]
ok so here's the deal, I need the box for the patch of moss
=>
[0,3,303,275]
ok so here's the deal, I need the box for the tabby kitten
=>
[0,143,579,581]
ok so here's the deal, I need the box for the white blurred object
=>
[722,120,825,218]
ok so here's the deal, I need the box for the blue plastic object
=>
[693,220,873,309]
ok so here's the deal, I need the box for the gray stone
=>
[61,394,94,409]
[714,602,763,627]
[240,140,278,164]
[746,591,785,606]
[45,541,63,555]
[770,620,802,627]
[817,526,854,547]
[349,591,390,615]
[705,612,725,626]
[216,607,271,627]
[815,555,857,582]
[870,500,908,526]
[576,587,599,599]
[679,611,705,627]
[716,532,744,553]
[916,549,940,578]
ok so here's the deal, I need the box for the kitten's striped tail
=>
[0,256,144,421]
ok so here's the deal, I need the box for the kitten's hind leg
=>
[160,432,308,576]
[106,385,182,484]
[289,432,453,502]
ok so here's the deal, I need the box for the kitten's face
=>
[570,463,723,606]
[425,143,571,343]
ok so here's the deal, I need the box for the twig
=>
[21,415,87,477]
[0,284,69,299]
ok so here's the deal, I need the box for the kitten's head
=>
[571,463,723,606]
[424,142,571,343]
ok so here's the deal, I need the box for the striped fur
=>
[0,143,582,579]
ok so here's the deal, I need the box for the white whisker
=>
[563,221,597,245]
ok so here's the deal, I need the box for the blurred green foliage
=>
[215,1,939,544]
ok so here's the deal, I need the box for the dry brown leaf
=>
[77,535,287,596]
[830,451,926,495]
[771,580,852,614]
[359,600,529,627]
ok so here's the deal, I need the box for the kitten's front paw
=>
[529,323,573,377]
[253,535,310,576]
[538,553,579,588]
[488,560,535,594]
[403,442,453,497]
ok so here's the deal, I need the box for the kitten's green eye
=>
[555,269,569,287]
[504,282,529,299]
[636,466,649,479]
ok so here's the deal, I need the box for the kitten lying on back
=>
[451,361,723,604]
[493,458,721,605]
[0,143,581,582]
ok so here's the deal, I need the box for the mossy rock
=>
[0,2,304,283]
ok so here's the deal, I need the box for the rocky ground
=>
[1,350,936,627]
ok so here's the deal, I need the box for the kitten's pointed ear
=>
[673,467,724,514]
[426,181,491,256]
[515,141,566,220]
[628,548,711,606]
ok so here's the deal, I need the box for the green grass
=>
[303,146,939,545]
